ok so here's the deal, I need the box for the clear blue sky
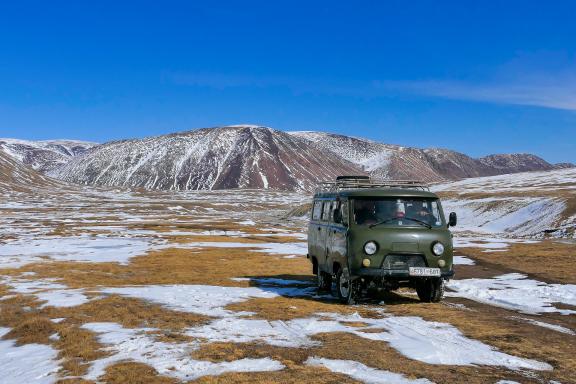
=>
[1,1,575,163]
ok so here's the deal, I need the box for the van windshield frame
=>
[352,197,445,228]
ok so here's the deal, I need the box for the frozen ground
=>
[432,168,576,194]
[447,273,576,315]
[82,322,285,382]
[433,168,576,239]
[305,358,432,384]
[1,175,575,383]
[0,327,60,384]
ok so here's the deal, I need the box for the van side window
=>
[322,201,332,221]
[341,200,348,224]
[312,201,323,220]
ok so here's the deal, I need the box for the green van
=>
[307,176,457,304]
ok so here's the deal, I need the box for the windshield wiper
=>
[369,216,432,229]
[402,216,432,229]
[369,217,399,228]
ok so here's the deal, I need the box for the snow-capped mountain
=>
[48,125,362,191]
[0,138,97,173]
[3,125,571,192]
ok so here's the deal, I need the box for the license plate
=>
[409,267,441,277]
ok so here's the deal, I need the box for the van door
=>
[326,200,347,273]
[308,200,323,260]
[317,200,332,271]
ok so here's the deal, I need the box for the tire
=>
[317,271,332,293]
[336,267,358,304]
[416,278,444,303]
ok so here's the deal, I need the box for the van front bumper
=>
[356,268,454,279]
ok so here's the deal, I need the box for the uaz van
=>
[307,176,457,304]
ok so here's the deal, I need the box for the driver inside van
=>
[406,201,437,225]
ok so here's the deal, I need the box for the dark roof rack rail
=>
[315,177,429,193]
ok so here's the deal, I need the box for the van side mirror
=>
[333,208,342,224]
[448,212,457,227]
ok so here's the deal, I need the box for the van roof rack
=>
[316,176,429,193]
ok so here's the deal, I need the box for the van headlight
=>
[432,242,445,256]
[364,241,378,255]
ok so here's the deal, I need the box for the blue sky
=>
[0,1,575,163]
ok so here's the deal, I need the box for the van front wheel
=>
[336,268,358,305]
[416,278,444,303]
[317,271,332,293]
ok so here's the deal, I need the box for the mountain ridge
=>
[1,125,572,191]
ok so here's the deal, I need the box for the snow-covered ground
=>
[82,322,285,382]
[1,276,90,308]
[2,177,574,383]
[0,236,165,269]
[433,168,576,239]
[447,273,576,315]
[305,358,432,384]
[441,197,567,237]
[433,168,576,194]
[0,328,60,384]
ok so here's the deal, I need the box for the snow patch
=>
[442,198,566,237]
[82,322,284,382]
[453,256,475,265]
[305,357,432,383]
[100,285,280,317]
[0,327,60,383]
[2,277,90,308]
[447,273,576,315]
[511,317,575,335]
[0,235,164,268]
[174,241,308,257]
[185,312,551,371]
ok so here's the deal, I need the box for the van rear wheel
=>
[317,271,332,293]
[416,278,444,303]
[336,267,358,304]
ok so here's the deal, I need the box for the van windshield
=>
[353,198,444,228]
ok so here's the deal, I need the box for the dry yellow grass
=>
[383,293,575,383]
[459,240,576,284]
[192,366,359,384]
[0,293,107,377]
[99,362,177,384]
[8,246,311,289]
[44,296,210,331]
[2,192,575,384]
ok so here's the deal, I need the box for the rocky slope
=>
[0,138,96,173]
[478,153,557,173]
[49,126,362,191]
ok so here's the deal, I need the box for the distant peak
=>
[225,124,269,129]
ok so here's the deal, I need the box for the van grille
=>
[382,254,426,270]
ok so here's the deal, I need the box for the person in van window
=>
[410,201,432,221]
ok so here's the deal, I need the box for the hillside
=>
[290,131,567,182]
[433,167,576,238]
[0,150,61,193]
